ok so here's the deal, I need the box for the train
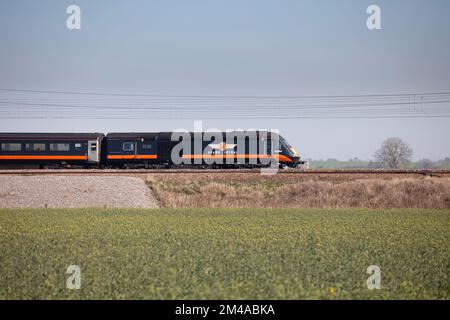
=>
[0,131,304,169]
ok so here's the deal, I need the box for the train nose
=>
[292,156,301,164]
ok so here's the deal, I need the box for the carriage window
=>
[1,143,21,151]
[49,143,70,151]
[142,143,152,150]
[25,143,46,152]
[34,143,46,151]
[123,142,134,151]
[90,143,97,151]
[74,143,82,149]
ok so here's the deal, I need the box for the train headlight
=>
[289,147,300,157]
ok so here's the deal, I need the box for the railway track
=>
[0,169,449,175]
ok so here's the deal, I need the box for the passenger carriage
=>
[0,133,104,168]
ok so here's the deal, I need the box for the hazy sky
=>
[0,0,449,160]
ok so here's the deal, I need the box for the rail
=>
[0,169,449,175]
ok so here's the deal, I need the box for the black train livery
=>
[0,131,304,169]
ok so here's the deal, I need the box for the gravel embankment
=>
[0,175,158,208]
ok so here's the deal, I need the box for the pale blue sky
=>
[0,0,449,160]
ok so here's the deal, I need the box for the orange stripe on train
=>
[181,154,293,162]
[0,155,87,160]
[107,155,157,160]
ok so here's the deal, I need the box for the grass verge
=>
[145,176,450,208]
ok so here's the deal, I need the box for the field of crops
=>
[0,208,448,299]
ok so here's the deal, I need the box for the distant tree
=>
[436,157,450,169]
[374,137,413,169]
[416,159,434,169]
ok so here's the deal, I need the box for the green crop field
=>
[0,208,448,299]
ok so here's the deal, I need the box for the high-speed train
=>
[0,131,304,168]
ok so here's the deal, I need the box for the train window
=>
[123,142,134,151]
[90,143,97,151]
[142,143,152,150]
[25,143,46,152]
[49,143,70,152]
[35,144,46,151]
[1,143,22,151]
[74,143,82,149]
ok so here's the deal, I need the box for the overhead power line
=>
[1,87,450,98]
[0,88,449,119]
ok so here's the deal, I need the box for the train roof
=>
[0,132,282,140]
[0,133,104,139]
[107,132,160,139]
[107,131,281,140]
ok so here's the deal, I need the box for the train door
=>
[158,141,172,163]
[88,140,98,162]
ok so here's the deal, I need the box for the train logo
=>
[208,142,237,151]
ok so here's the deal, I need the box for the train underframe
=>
[106,160,304,169]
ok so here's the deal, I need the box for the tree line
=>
[309,137,450,169]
